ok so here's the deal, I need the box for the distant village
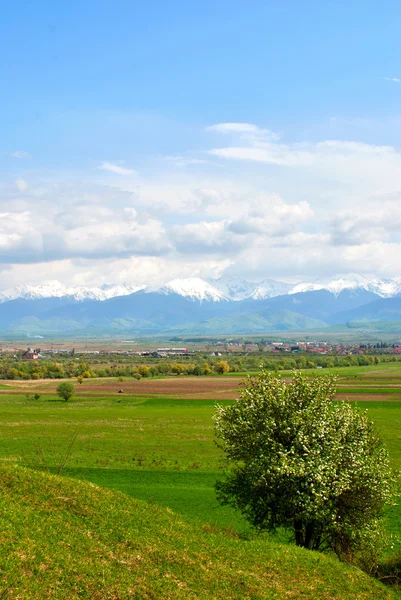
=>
[15,339,401,360]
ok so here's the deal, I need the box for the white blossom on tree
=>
[214,371,395,559]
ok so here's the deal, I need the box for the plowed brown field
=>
[0,376,246,397]
[336,393,401,402]
[80,377,245,396]
[2,376,401,401]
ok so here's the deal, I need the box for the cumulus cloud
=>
[0,255,233,290]
[63,218,169,258]
[228,200,314,236]
[329,205,401,246]
[98,161,136,175]
[222,236,401,281]
[0,211,44,261]
[171,220,246,254]
[0,182,169,264]
[3,119,401,287]
[0,174,319,279]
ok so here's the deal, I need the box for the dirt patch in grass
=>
[336,393,401,402]
[339,379,401,387]
[80,377,245,396]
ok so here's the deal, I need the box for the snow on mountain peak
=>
[0,274,400,305]
[99,283,146,300]
[0,281,146,303]
[288,282,325,295]
[157,277,228,302]
[0,281,76,302]
[208,276,259,301]
[249,279,293,300]
[325,275,371,295]
[311,274,401,298]
[209,276,292,301]
[288,275,401,298]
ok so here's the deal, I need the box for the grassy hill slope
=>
[0,465,396,599]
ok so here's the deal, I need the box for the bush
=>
[57,382,75,402]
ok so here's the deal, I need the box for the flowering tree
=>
[214,371,394,560]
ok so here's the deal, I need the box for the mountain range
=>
[3,274,401,303]
[2,274,401,336]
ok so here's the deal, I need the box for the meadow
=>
[0,362,400,546]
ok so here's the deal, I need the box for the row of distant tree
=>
[0,352,400,380]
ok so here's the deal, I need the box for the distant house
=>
[22,347,40,360]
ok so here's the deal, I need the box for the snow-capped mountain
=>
[155,277,228,302]
[2,274,401,336]
[287,275,401,298]
[249,279,293,300]
[287,282,325,295]
[324,276,401,298]
[208,276,292,301]
[207,276,260,301]
[1,274,401,305]
[100,283,146,300]
[0,281,145,303]
[151,276,293,302]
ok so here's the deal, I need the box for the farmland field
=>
[0,363,400,547]
[0,376,245,399]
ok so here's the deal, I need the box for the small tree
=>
[214,371,394,562]
[57,382,75,402]
[215,360,230,374]
[138,365,150,378]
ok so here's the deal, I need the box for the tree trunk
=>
[304,522,314,549]
[294,519,304,546]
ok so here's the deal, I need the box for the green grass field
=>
[0,368,400,543]
[1,464,396,599]
[0,363,400,597]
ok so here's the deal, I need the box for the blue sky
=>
[1,1,401,288]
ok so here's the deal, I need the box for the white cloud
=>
[0,255,233,290]
[164,155,209,168]
[63,218,169,258]
[0,211,43,261]
[3,119,401,286]
[171,220,246,254]
[209,144,314,166]
[384,77,400,83]
[207,126,401,206]
[98,161,136,175]
[329,205,401,246]
[228,200,314,235]
[206,122,279,141]
[10,151,31,159]
[0,182,169,264]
